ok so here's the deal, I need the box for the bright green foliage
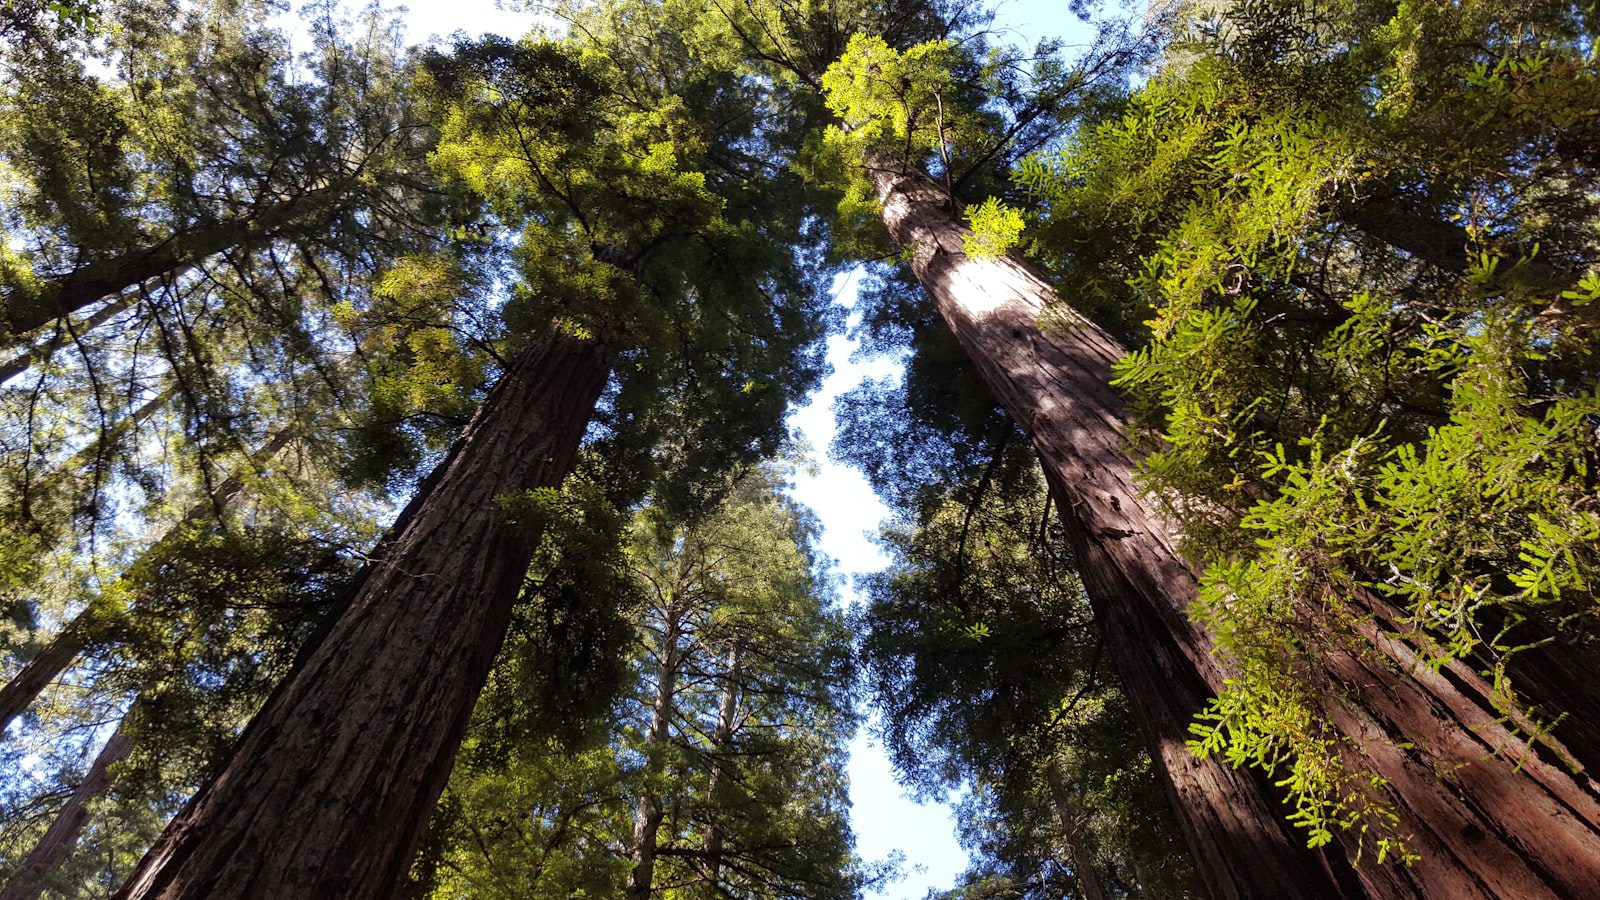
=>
[417,470,864,899]
[820,34,964,152]
[1021,0,1600,857]
[417,6,833,517]
[814,33,1014,251]
[334,252,496,488]
[855,431,1197,897]
[962,198,1025,258]
[0,0,444,650]
[810,11,1146,264]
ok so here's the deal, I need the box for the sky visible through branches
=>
[337,2,1090,893]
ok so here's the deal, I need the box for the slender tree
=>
[421,469,861,900]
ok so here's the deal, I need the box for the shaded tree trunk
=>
[0,699,138,900]
[702,643,741,885]
[1339,195,1571,290]
[627,607,684,900]
[1043,763,1108,900]
[0,633,85,739]
[114,332,614,900]
[0,426,299,736]
[2,186,344,340]
[869,158,1600,898]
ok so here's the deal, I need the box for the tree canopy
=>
[2,0,1598,897]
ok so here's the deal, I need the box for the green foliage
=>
[855,430,1196,896]
[961,198,1024,259]
[420,470,865,899]
[1023,0,1600,858]
[0,521,353,893]
[418,13,834,520]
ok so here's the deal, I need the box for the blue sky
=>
[390,1,1094,894]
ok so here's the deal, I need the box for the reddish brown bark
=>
[114,333,613,900]
[869,159,1600,898]
[0,633,85,739]
[0,700,137,900]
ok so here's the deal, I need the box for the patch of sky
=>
[784,267,964,897]
[271,3,1097,893]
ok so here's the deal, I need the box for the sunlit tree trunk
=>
[115,333,614,900]
[869,157,1600,898]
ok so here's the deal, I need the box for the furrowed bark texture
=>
[0,701,137,900]
[0,427,299,736]
[114,333,613,900]
[869,160,1600,899]
[870,159,1345,897]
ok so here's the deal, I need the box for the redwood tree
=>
[813,27,1600,897]
[111,13,829,897]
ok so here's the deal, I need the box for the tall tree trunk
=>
[870,158,1349,897]
[1042,763,1109,900]
[0,426,299,736]
[627,608,684,900]
[114,333,614,900]
[702,643,741,886]
[0,633,85,739]
[0,699,138,900]
[1,186,344,340]
[0,293,138,386]
[869,159,1600,898]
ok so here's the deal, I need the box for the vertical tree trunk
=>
[0,699,138,900]
[627,607,684,900]
[1042,763,1109,900]
[114,333,614,900]
[0,426,299,736]
[869,159,1600,898]
[2,187,344,340]
[702,643,741,885]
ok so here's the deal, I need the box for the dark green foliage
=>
[853,433,1196,896]
[0,522,353,894]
